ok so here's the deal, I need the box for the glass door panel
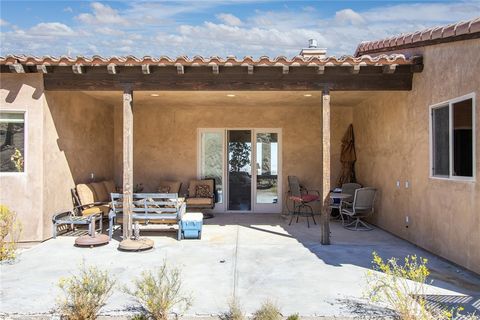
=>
[200,131,224,204]
[256,133,278,204]
[227,130,252,211]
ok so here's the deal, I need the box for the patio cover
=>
[337,124,357,186]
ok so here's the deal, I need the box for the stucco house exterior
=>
[0,18,479,274]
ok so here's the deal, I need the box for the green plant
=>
[366,252,471,320]
[0,205,22,261]
[221,299,245,320]
[125,262,192,320]
[253,301,281,320]
[10,148,24,172]
[57,264,115,320]
[286,314,300,320]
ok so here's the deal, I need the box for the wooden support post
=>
[321,87,331,245]
[122,87,133,241]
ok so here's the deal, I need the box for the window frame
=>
[429,93,476,182]
[0,110,27,175]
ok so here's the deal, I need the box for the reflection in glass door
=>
[227,130,252,211]
[254,131,281,212]
[199,131,224,205]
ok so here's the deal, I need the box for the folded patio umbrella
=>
[337,124,357,186]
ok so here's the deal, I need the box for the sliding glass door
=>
[198,128,281,213]
[254,131,281,212]
[227,130,252,211]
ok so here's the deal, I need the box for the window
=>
[0,112,25,173]
[431,94,475,180]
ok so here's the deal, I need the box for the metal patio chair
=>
[341,187,377,231]
[336,182,362,224]
[287,175,319,227]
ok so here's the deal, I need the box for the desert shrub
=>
[253,301,281,320]
[366,252,473,320]
[0,204,22,261]
[57,265,115,320]
[10,148,24,172]
[125,262,192,320]
[221,299,245,320]
[286,314,300,320]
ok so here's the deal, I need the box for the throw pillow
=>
[195,185,211,198]
[159,186,170,193]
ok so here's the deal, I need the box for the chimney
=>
[300,39,326,58]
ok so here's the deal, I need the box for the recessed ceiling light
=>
[150,93,159,97]
[227,94,236,97]
[304,94,312,97]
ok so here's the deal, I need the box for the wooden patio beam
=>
[122,86,134,241]
[321,87,331,245]
[42,67,415,91]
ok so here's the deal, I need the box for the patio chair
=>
[287,175,319,227]
[186,179,215,210]
[341,183,362,206]
[335,182,362,224]
[71,181,115,217]
[341,187,377,231]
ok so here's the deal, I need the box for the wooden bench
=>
[109,193,185,240]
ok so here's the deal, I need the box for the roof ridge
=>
[354,16,480,56]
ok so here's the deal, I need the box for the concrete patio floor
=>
[1,213,479,319]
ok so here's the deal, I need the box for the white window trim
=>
[429,92,476,182]
[197,128,283,213]
[0,110,27,175]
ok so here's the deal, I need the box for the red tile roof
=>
[0,53,416,67]
[355,17,480,56]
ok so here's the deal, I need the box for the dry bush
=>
[57,265,115,320]
[0,204,22,261]
[366,251,474,320]
[221,299,246,320]
[253,301,282,320]
[125,262,192,320]
[286,314,300,320]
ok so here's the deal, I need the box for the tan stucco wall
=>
[353,39,480,274]
[0,74,46,241]
[112,100,351,212]
[113,103,322,212]
[42,91,115,239]
[0,77,114,241]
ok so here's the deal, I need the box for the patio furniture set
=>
[286,176,377,231]
[52,178,215,243]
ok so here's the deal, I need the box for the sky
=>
[0,1,479,58]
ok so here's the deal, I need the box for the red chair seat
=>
[289,194,319,203]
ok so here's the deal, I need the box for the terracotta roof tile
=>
[0,53,417,67]
[355,17,480,56]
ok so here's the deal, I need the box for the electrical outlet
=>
[396,180,400,188]
[405,215,409,228]
[405,181,410,188]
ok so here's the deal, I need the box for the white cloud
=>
[2,0,480,57]
[64,7,73,13]
[76,2,129,26]
[0,19,9,27]
[30,22,75,36]
[335,9,365,25]
[97,27,125,36]
[216,13,242,26]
